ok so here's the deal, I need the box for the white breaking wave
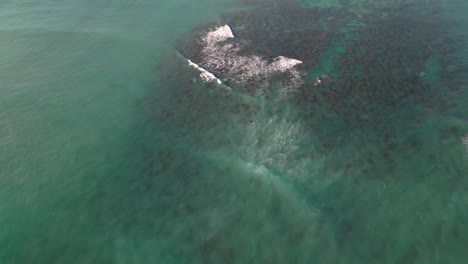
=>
[199,25,304,92]
[187,59,223,84]
[176,50,232,92]
[204,24,235,44]
[269,56,303,72]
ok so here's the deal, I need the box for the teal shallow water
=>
[1,0,468,263]
[0,0,237,262]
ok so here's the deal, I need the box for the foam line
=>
[175,50,232,91]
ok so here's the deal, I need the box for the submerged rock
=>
[313,77,322,87]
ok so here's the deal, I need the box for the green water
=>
[1,0,468,263]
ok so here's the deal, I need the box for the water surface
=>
[1,0,468,263]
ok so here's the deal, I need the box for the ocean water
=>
[1,0,468,263]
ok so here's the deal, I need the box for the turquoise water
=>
[1,0,468,263]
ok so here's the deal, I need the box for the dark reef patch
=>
[146,1,468,263]
[162,0,468,150]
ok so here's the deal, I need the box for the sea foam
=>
[199,25,304,92]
